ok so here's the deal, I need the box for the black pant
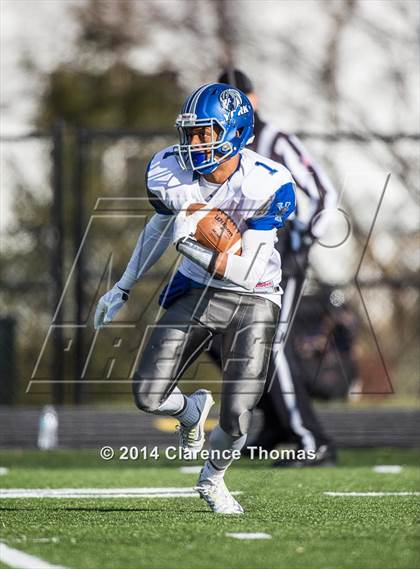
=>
[261,274,331,449]
[133,288,279,437]
[209,274,331,451]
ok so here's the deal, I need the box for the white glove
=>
[94,284,129,330]
[172,201,207,245]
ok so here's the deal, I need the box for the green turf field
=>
[0,449,419,569]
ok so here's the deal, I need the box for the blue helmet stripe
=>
[184,87,201,114]
[182,94,193,113]
[189,83,212,115]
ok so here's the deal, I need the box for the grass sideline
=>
[0,449,419,569]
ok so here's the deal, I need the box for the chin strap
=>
[176,238,224,280]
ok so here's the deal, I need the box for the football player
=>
[94,83,296,514]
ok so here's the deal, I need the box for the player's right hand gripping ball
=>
[187,203,242,255]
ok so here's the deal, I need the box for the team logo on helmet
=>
[219,89,242,121]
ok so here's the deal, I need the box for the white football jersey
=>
[146,146,296,295]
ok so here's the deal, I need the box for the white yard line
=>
[0,542,68,569]
[225,533,272,540]
[179,466,202,474]
[0,467,9,475]
[0,488,242,499]
[373,465,402,474]
[324,492,420,497]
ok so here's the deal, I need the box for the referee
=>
[214,69,338,467]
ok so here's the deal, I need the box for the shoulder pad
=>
[146,146,198,215]
[147,147,183,188]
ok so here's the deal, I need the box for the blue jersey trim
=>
[246,182,296,230]
[159,271,205,309]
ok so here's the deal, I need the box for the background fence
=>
[1,126,419,406]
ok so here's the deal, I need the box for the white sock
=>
[208,426,248,472]
[201,459,226,482]
[174,395,200,427]
[154,386,184,415]
[154,388,200,427]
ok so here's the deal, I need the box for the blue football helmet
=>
[174,83,254,174]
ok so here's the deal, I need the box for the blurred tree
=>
[1,0,418,403]
[1,0,184,404]
[37,0,183,129]
[37,64,181,129]
[73,0,141,57]
[318,0,419,395]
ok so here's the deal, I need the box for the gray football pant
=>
[132,288,279,437]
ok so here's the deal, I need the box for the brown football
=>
[186,203,242,255]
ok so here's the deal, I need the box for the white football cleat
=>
[195,470,244,514]
[177,389,214,454]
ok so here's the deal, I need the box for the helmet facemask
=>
[174,114,233,174]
